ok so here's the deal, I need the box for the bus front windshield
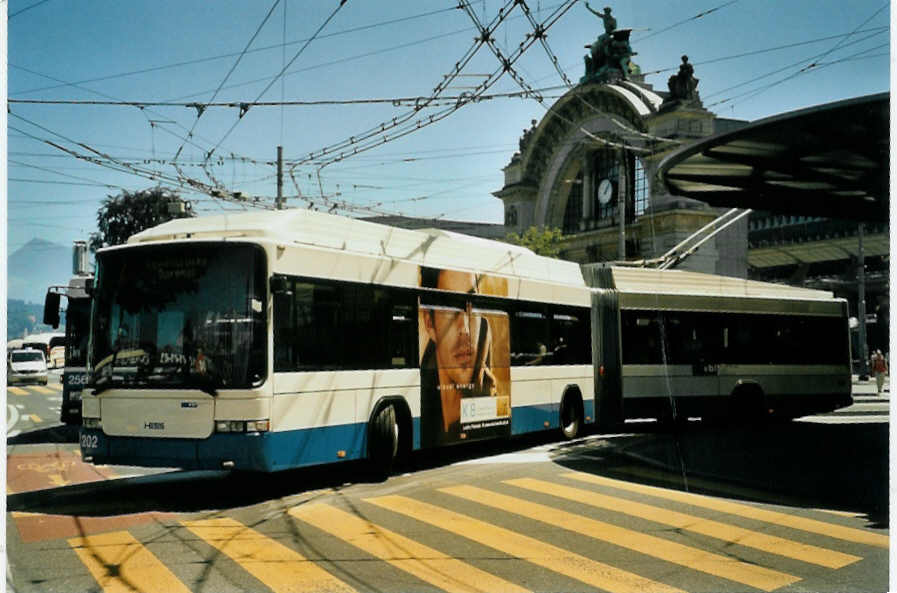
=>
[65,298,91,367]
[90,243,267,393]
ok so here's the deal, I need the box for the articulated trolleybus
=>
[585,265,852,424]
[80,209,593,474]
[79,210,851,474]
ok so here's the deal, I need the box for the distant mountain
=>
[7,238,72,304]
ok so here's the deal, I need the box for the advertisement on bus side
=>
[418,267,510,447]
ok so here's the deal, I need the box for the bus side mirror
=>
[270,276,292,295]
[43,292,61,328]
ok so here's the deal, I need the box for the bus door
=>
[592,289,622,429]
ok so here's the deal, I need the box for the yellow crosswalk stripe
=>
[7,387,28,396]
[564,472,889,549]
[47,382,63,391]
[443,484,798,592]
[290,503,530,593]
[69,530,191,593]
[29,385,55,394]
[507,478,859,569]
[29,414,42,423]
[182,517,357,593]
[367,495,686,593]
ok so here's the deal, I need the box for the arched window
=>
[562,172,583,234]
[592,148,635,225]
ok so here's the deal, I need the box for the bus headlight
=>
[215,420,269,433]
[83,417,102,429]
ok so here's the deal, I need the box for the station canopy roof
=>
[659,93,888,222]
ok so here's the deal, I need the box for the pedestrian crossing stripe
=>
[289,503,530,593]
[562,472,889,549]
[505,478,859,569]
[29,386,56,394]
[182,516,358,593]
[63,481,883,593]
[7,387,28,396]
[367,494,687,593]
[441,484,799,592]
[69,530,192,593]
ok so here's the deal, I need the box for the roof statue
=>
[580,4,637,84]
[662,55,704,109]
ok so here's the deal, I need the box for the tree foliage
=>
[90,186,194,251]
[504,226,564,258]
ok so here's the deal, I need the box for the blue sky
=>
[6,0,891,255]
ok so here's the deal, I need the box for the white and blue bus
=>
[79,209,593,474]
[585,265,853,425]
[78,210,851,475]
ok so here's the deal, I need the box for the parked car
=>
[7,349,48,386]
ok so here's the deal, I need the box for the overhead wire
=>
[295,0,576,174]
[711,3,889,107]
[172,0,283,163]
[8,159,129,190]
[205,0,351,162]
[705,27,888,107]
[8,87,570,109]
[10,114,269,210]
[633,0,739,43]
[9,0,53,19]
[11,5,461,97]
[10,64,217,158]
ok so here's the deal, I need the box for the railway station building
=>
[377,9,889,357]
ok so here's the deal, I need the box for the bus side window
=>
[551,309,590,364]
[273,276,296,371]
[390,303,416,368]
[621,311,663,364]
[511,308,550,366]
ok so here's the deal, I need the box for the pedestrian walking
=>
[870,349,888,395]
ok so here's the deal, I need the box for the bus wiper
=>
[199,383,218,397]
[90,376,116,395]
[92,347,121,394]
[187,376,218,397]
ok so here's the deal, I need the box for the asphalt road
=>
[5,379,890,593]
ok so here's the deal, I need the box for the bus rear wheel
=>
[731,384,767,423]
[560,393,584,440]
[368,404,398,480]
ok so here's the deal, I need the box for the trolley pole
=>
[276,145,284,210]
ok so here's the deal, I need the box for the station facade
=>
[376,8,888,356]
[492,19,749,277]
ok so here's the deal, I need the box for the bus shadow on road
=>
[7,424,79,445]
[6,461,375,517]
[5,432,565,517]
[553,420,889,529]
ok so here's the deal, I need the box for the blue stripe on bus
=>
[81,402,579,471]
[84,426,369,472]
[511,403,559,435]
[584,399,595,424]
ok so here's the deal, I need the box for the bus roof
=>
[126,209,587,287]
[22,332,65,343]
[587,265,835,300]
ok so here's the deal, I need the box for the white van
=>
[7,349,49,386]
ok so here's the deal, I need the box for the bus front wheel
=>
[368,404,398,480]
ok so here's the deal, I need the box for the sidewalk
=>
[852,374,889,397]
